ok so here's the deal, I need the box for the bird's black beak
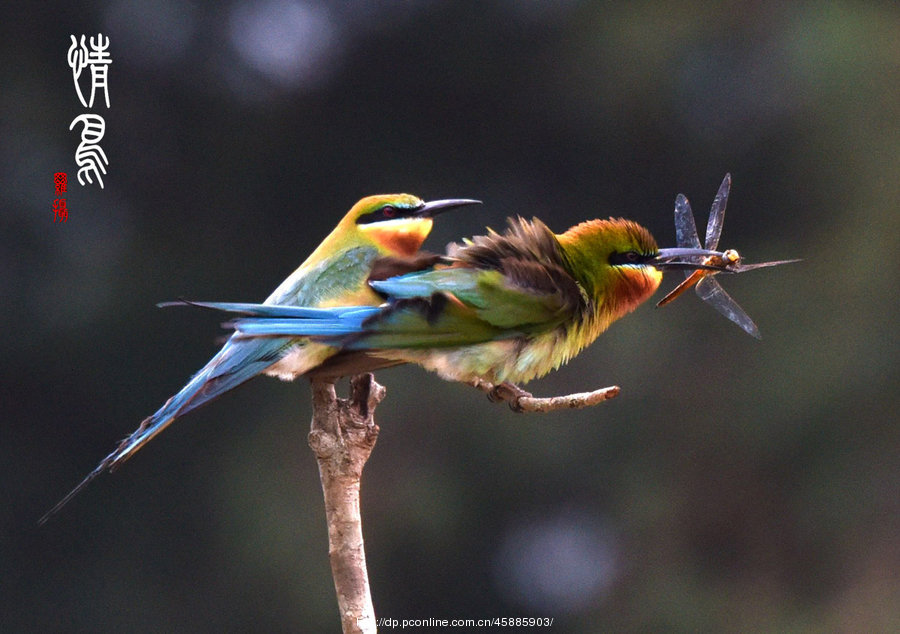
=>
[416,198,482,217]
[651,247,733,272]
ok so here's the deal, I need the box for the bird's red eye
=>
[382,205,396,218]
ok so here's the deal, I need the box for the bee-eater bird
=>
[40,194,480,523]
[182,216,732,390]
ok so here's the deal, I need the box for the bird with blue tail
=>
[40,195,480,524]
[156,216,740,413]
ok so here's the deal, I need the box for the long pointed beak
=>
[417,198,482,217]
[656,247,727,259]
[650,247,732,272]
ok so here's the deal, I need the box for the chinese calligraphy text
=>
[67,34,111,189]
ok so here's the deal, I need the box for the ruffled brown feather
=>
[447,216,586,316]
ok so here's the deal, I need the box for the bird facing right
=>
[219,214,729,386]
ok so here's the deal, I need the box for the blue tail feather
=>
[43,299,405,523]
[232,314,375,338]
[214,304,381,339]
[159,300,366,319]
[40,335,290,524]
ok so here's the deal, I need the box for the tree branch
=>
[308,373,619,632]
[309,374,384,634]
[470,379,621,412]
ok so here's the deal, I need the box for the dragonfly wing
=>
[695,275,761,339]
[674,193,703,250]
[704,173,731,251]
[731,258,802,272]
[674,193,703,280]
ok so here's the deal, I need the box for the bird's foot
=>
[473,380,533,412]
[468,378,621,413]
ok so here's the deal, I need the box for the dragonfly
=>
[656,174,799,338]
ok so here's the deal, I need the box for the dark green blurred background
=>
[4,2,898,632]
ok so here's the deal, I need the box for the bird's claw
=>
[487,382,533,412]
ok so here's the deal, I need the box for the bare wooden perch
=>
[309,374,383,634]
[470,378,621,412]
[309,375,618,632]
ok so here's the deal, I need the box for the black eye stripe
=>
[357,203,416,225]
[609,250,653,266]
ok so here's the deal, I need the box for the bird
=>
[40,194,480,523]
[188,216,730,394]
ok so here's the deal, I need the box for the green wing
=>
[356,262,585,349]
[266,246,380,306]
